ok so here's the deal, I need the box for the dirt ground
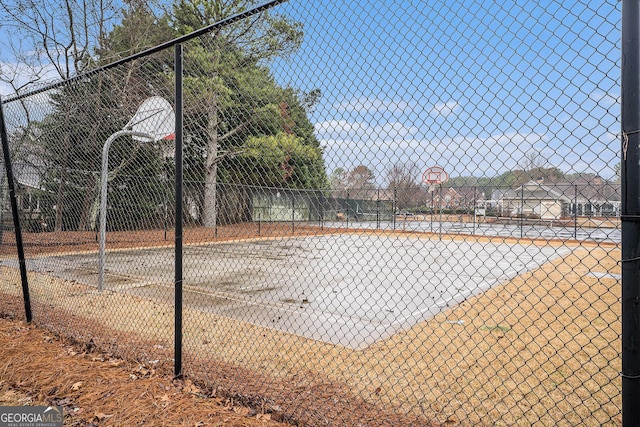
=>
[0,223,345,256]
[0,224,623,426]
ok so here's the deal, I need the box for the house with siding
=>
[496,177,620,219]
[500,180,571,219]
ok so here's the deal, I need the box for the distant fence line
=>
[3,178,622,233]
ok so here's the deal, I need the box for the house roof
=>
[502,181,571,203]
[13,156,44,190]
[548,181,620,202]
[494,179,620,204]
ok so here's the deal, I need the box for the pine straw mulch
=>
[0,313,294,427]
[0,295,435,427]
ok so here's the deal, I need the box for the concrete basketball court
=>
[14,234,571,349]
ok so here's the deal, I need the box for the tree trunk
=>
[77,175,96,231]
[203,96,219,229]
[54,166,67,232]
[54,104,74,232]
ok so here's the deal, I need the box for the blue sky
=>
[1,0,621,184]
[271,0,621,184]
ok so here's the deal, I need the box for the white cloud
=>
[319,129,552,182]
[333,96,415,114]
[314,120,367,140]
[315,120,418,144]
[429,101,461,117]
[0,61,59,133]
[589,91,619,108]
[0,61,61,97]
[320,127,616,183]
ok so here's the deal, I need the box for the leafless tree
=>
[0,0,126,230]
[0,0,127,90]
[386,161,423,210]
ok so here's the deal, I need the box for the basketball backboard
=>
[423,166,448,184]
[126,96,175,142]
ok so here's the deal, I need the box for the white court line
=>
[585,271,621,280]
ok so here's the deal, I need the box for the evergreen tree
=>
[170,0,325,226]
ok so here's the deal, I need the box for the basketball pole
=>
[98,129,155,292]
[430,189,434,232]
[423,166,448,239]
[439,184,442,240]
[473,186,476,236]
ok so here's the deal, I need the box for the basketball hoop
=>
[99,96,175,291]
[423,166,448,192]
[126,96,175,142]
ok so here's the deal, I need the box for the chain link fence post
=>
[0,97,31,322]
[174,43,184,379]
[621,1,640,424]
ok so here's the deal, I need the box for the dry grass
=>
[0,227,621,426]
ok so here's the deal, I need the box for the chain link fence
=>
[0,0,623,425]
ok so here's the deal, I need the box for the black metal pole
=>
[320,191,324,230]
[0,97,32,323]
[574,184,578,239]
[345,190,349,230]
[439,184,443,239]
[291,192,295,234]
[0,156,4,245]
[376,188,380,230]
[393,187,397,230]
[214,185,218,239]
[520,184,524,239]
[174,44,184,378]
[622,1,640,425]
[473,186,476,235]
[430,188,436,233]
